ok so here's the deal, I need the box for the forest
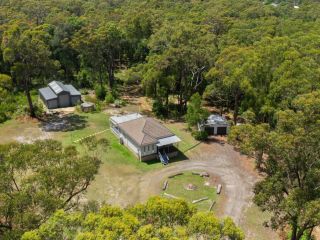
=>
[0,0,320,239]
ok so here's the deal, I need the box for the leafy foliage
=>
[0,139,104,239]
[21,197,244,240]
[229,91,320,240]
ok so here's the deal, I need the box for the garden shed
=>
[198,114,229,135]
[39,81,81,109]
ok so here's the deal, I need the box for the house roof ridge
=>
[141,118,156,145]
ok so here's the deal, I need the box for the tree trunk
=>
[25,80,35,118]
[233,94,239,125]
[99,67,103,88]
[291,224,298,240]
[108,62,114,88]
[307,228,314,240]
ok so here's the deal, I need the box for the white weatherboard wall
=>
[120,132,139,155]
[141,144,157,157]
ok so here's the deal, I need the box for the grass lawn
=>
[240,204,279,240]
[54,112,164,172]
[162,172,217,211]
[164,122,200,154]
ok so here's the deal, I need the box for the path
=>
[139,140,258,223]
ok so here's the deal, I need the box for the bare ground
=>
[137,139,279,239]
[139,140,257,223]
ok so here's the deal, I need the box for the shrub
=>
[114,99,126,107]
[105,92,115,104]
[152,99,167,118]
[34,102,45,118]
[192,131,208,141]
[84,95,98,104]
[94,85,106,100]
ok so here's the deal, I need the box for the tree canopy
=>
[229,91,320,240]
[0,0,319,121]
[21,197,244,240]
[0,139,106,239]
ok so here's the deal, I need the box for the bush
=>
[94,85,106,100]
[152,99,167,118]
[105,92,115,104]
[114,99,126,107]
[84,95,98,104]
[34,102,45,117]
[192,131,208,141]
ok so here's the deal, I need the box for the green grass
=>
[240,204,278,240]
[163,172,217,211]
[55,112,163,172]
[165,122,200,153]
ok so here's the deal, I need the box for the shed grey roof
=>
[65,85,81,96]
[206,114,229,126]
[39,87,57,101]
[48,81,68,95]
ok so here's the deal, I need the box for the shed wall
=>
[58,93,70,107]
[47,99,58,109]
[71,96,81,105]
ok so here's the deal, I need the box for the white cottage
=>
[110,113,181,163]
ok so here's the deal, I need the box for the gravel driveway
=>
[139,140,258,224]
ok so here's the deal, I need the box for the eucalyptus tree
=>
[229,91,320,240]
[143,21,216,113]
[1,22,60,117]
[0,138,106,239]
[72,22,126,88]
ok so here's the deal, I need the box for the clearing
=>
[0,100,278,239]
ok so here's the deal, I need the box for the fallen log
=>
[192,197,209,204]
[162,180,168,191]
[168,173,183,178]
[217,184,222,194]
[209,201,216,212]
[192,172,201,175]
[164,193,179,199]
[200,172,210,177]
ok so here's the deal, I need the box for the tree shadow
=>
[39,113,88,132]
[205,136,226,146]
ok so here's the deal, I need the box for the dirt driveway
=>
[139,139,258,224]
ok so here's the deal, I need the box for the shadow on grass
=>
[39,113,88,132]
[144,150,189,166]
[182,142,202,154]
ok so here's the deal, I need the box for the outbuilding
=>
[198,114,229,135]
[39,81,81,109]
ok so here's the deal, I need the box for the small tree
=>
[186,93,209,128]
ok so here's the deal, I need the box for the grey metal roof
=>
[65,85,81,96]
[39,87,57,100]
[48,81,68,95]
[110,113,143,124]
[206,114,229,125]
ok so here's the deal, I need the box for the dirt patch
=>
[0,118,53,144]
[137,140,278,238]
[40,113,88,132]
[85,163,141,207]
